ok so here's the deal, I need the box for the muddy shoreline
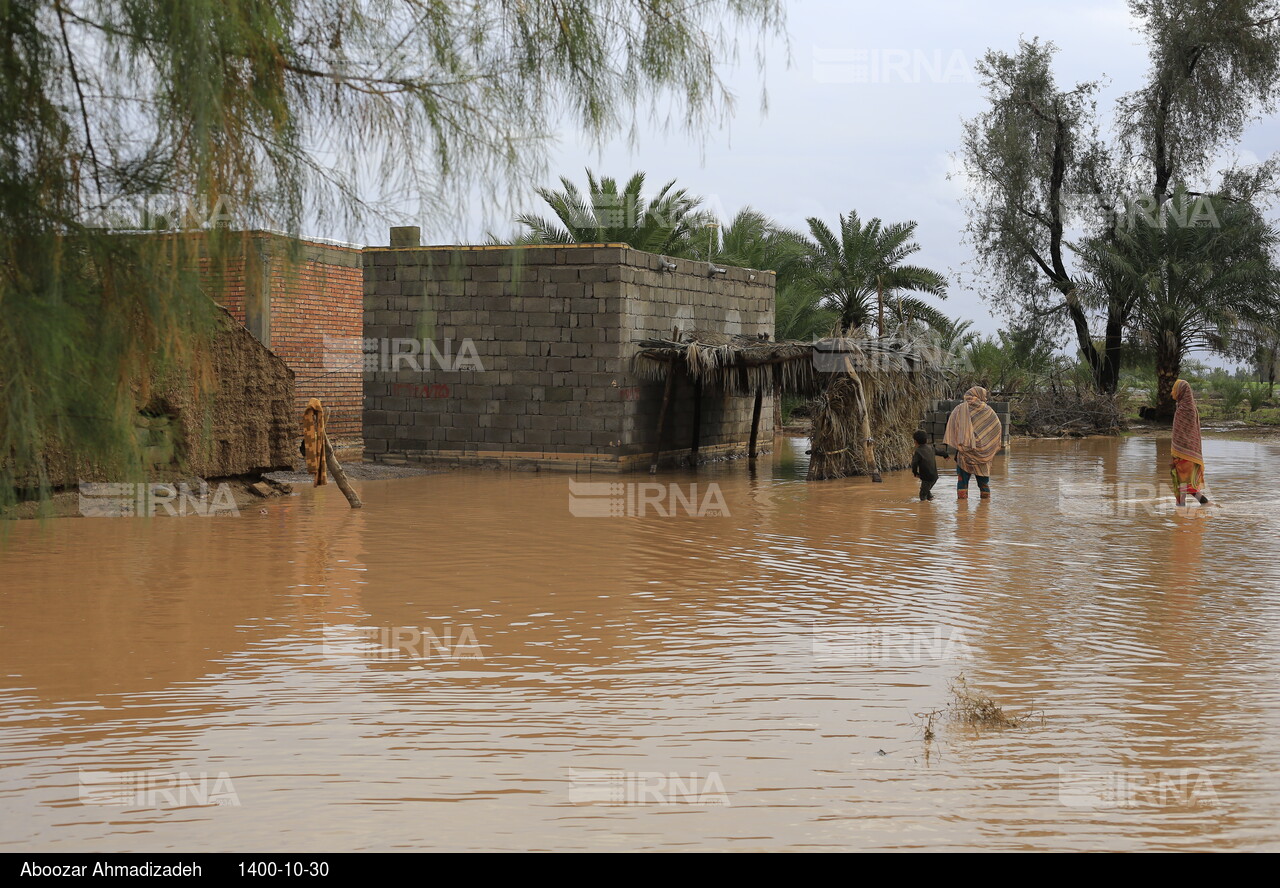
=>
[2,461,438,520]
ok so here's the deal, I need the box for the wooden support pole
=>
[850,372,882,483]
[324,431,363,508]
[749,388,764,461]
[650,367,677,474]
[690,381,702,464]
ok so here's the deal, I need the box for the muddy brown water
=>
[2,437,1278,852]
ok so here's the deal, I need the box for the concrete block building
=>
[361,233,776,472]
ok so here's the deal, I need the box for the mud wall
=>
[175,306,300,477]
[28,305,299,489]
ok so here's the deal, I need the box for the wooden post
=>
[650,365,677,474]
[749,388,764,461]
[324,431,363,508]
[690,380,702,464]
[850,372,882,483]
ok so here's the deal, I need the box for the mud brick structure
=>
[362,234,777,473]
[34,305,298,487]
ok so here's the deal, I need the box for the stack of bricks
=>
[362,239,776,473]
[920,399,1012,450]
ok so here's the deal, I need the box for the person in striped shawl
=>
[943,386,1003,500]
[1170,379,1209,506]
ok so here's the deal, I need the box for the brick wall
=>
[264,240,363,443]
[362,243,776,472]
[201,233,364,445]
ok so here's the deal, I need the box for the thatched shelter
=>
[632,330,946,480]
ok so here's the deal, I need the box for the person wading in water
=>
[943,386,1003,500]
[1170,379,1210,507]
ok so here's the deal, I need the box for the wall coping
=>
[363,242,778,286]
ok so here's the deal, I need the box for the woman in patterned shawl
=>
[1170,379,1209,506]
[943,386,1003,500]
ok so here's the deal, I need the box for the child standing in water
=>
[911,429,939,501]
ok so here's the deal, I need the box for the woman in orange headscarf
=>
[1169,379,1208,506]
[303,398,328,487]
[943,386,1003,500]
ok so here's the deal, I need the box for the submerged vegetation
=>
[918,674,1040,754]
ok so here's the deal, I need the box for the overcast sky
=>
[360,0,1280,341]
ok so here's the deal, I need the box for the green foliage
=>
[959,38,1118,390]
[515,169,710,256]
[947,320,1091,397]
[961,4,1280,394]
[1245,382,1270,412]
[1214,375,1249,414]
[1,0,786,508]
[710,208,838,341]
[1089,187,1280,412]
[802,210,949,333]
[773,281,835,343]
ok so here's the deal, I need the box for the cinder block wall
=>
[362,243,775,472]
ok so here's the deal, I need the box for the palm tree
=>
[775,282,838,342]
[516,170,708,256]
[803,211,949,334]
[710,208,837,341]
[1092,187,1280,417]
[936,317,979,350]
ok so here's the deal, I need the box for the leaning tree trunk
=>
[1267,346,1277,400]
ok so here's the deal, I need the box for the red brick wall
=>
[268,248,363,441]
[202,234,363,444]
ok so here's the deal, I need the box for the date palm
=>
[1090,187,1280,417]
[516,170,708,256]
[804,211,949,334]
[711,208,837,341]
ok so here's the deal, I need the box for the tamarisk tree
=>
[961,1,1280,402]
[0,0,785,507]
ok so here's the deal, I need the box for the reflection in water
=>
[1,436,1278,851]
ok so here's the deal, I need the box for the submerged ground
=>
[1,436,1277,851]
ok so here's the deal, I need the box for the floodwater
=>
[1,436,1278,852]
